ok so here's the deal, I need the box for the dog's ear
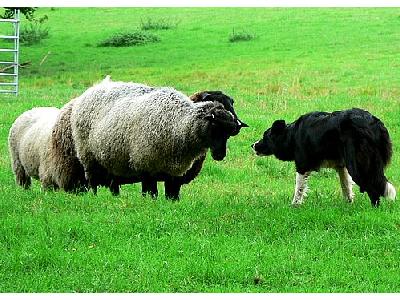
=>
[271,120,286,135]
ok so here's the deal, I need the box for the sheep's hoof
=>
[142,191,158,198]
[109,184,120,196]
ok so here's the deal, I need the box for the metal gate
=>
[0,9,19,95]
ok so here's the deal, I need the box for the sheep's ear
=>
[237,119,249,128]
[271,120,286,135]
[204,112,215,122]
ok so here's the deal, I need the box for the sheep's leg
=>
[90,181,98,195]
[337,167,354,203]
[109,180,120,196]
[142,177,158,198]
[84,160,106,196]
[85,170,98,195]
[41,177,59,191]
[165,177,181,200]
[15,166,31,189]
[12,157,31,189]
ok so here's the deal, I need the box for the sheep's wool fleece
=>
[8,107,60,181]
[71,78,217,178]
[45,99,87,191]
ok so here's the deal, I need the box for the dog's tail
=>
[340,110,394,204]
[384,181,396,200]
[375,116,392,168]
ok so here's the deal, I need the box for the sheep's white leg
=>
[337,167,354,202]
[292,172,310,206]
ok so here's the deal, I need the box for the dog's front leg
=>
[292,172,310,206]
[337,167,354,202]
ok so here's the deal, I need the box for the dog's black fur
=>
[253,108,393,206]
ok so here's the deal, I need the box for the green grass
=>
[1,8,400,292]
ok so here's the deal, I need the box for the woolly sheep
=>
[70,77,242,199]
[107,89,249,197]
[133,90,249,198]
[8,107,60,189]
[48,77,157,195]
[46,99,88,192]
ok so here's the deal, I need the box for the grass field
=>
[1,8,400,292]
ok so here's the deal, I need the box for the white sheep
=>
[46,99,88,192]
[8,107,60,189]
[70,77,241,198]
[114,90,248,197]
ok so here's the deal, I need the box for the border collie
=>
[252,108,396,207]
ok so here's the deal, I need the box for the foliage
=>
[97,31,160,47]
[2,7,36,20]
[228,28,255,43]
[19,15,49,45]
[140,17,179,30]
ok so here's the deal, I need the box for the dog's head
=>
[252,120,288,157]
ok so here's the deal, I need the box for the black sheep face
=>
[252,120,287,157]
[199,91,248,135]
[205,106,239,161]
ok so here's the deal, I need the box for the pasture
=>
[1,8,400,292]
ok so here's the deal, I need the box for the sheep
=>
[46,77,158,195]
[8,107,60,189]
[46,99,88,193]
[45,77,247,197]
[70,77,244,199]
[135,90,248,198]
[107,89,248,198]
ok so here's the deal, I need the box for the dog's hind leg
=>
[292,172,310,206]
[347,168,386,207]
[342,136,389,207]
[337,167,354,203]
[366,176,395,207]
[367,190,381,207]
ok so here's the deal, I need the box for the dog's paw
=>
[291,200,303,207]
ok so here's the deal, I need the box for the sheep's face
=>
[192,91,248,136]
[205,106,239,161]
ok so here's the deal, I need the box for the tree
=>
[1,7,36,20]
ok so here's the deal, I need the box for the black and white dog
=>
[252,108,396,207]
